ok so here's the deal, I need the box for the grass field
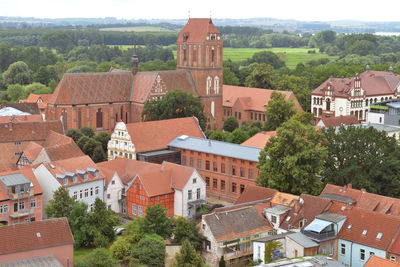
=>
[74,247,95,263]
[100,26,176,32]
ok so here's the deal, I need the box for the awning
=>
[304,219,332,233]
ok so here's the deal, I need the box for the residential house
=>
[168,135,261,202]
[19,93,52,115]
[285,232,319,258]
[223,85,302,125]
[253,233,290,264]
[365,255,400,267]
[240,131,277,149]
[316,115,359,128]
[0,218,74,267]
[0,167,43,225]
[235,185,277,205]
[311,68,400,121]
[0,119,62,171]
[33,155,105,212]
[107,116,205,163]
[97,157,206,218]
[202,206,273,266]
[17,130,84,168]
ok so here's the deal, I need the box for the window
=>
[390,256,396,262]
[190,157,194,167]
[240,184,245,194]
[0,204,9,214]
[263,114,266,121]
[182,156,187,165]
[95,186,99,195]
[165,195,168,199]
[107,194,111,199]
[197,188,201,199]
[80,190,83,199]
[188,190,192,200]
[132,204,137,215]
[341,243,346,255]
[240,167,245,177]
[238,112,241,120]
[370,252,375,256]
[213,179,218,189]
[138,205,143,217]
[140,196,145,201]
[221,180,225,191]
[206,177,210,187]
[193,178,197,184]
[299,220,304,228]
[221,163,225,173]
[14,202,18,212]
[14,141,21,146]
[30,199,36,208]
[271,215,277,224]
[108,205,111,210]
[259,113,261,120]
[360,249,365,261]
[377,232,383,240]
[232,166,236,176]
[206,160,210,170]
[249,169,254,179]
[251,112,253,120]
[73,191,77,199]
[19,201,25,211]
[213,162,218,172]
[85,188,88,197]
[197,159,202,169]
[232,182,237,193]
[96,108,103,129]
[90,204,94,211]
[111,180,115,185]
[90,187,93,196]
[362,229,368,236]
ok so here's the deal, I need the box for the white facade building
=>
[107,121,136,160]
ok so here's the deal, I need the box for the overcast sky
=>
[1,0,400,21]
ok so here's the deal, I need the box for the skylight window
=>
[286,216,291,222]
[341,206,346,211]
[362,230,368,236]
[377,232,383,240]
[347,224,352,229]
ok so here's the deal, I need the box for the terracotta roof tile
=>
[0,103,40,114]
[320,184,362,203]
[235,185,277,205]
[223,85,303,112]
[271,192,299,207]
[0,218,73,255]
[177,18,219,43]
[0,120,63,143]
[125,117,205,153]
[240,131,277,149]
[22,142,44,162]
[0,115,43,124]
[365,256,400,267]
[319,115,359,127]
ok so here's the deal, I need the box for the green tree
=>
[256,119,327,195]
[265,241,282,263]
[68,201,91,248]
[277,74,311,111]
[34,65,58,86]
[322,126,400,197]
[93,132,111,152]
[3,61,31,86]
[24,82,51,95]
[141,90,207,130]
[219,256,226,267]
[223,66,240,85]
[75,248,118,267]
[80,126,95,138]
[89,198,119,245]
[291,111,314,125]
[209,130,229,142]
[223,116,239,132]
[264,91,297,131]
[45,186,75,218]
[226,128,249,144]
[110,236,133,262]
[92,145,106,163]
[142,203,172,239]
[66,129,83,143]
[7,84,26,102]
[77,135,90,151]
[172,239,203,267]
[173,217,205,251]
[82,138,102,158]
[245,63,277,89]
[247,51,285,69]
[131,234,166,267]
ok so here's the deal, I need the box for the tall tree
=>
[172,239,203,267]
[256,119,327,195]
[245,63,277,89]
[68,201,91,248]
[264,91,297,131]
[45,186,75,218]
[173,217,205,251]
[322,125,400,197]
[223,116,239,132]
[89,198,119,244]
[131,234,166,267]
[142,90,207,130]
[277,74,312,111]
[3,61,31,86]
[142,204,172,239]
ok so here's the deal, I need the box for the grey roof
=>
[265,205,292,215]
[168,136,262,162]
[287,232,319,248]
[316,212,347,223]
[138,149,179,157]
[320,193,356,204]
[0,173,30,187]
[254,232,292,242]
[359,123,400,132]
[387,102,400,109]
[0,255,62,267]
[204,206,269,240]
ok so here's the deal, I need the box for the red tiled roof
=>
[0,167,43,201]
[22,142,44,162]
[48,72,133,105]
[0,120,63,143]
[331,205,400,251]
[177,18,219,43]
[319,115,359,127]
[0,115,43,124]
[223,85,303,112]
[279,194,332,230]
[125,117,205,153]
[320,184,363,203]
[271,192,299,207]
[45,142,84,162]
[365,256,400,267]
[312,71,400,97]
[0,218,74,255]
[162,161,195,191]
[241,131,277,149]
[235,185,277,205]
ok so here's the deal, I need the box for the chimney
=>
[131,44,139,75]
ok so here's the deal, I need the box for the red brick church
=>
[44,18,223,132]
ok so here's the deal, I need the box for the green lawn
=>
[100,26,176,32]
[74,247,96,262]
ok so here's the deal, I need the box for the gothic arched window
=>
[96,108,103,129]
[61,109,67,130]
[206,77,212,95]
[214,76,220,94]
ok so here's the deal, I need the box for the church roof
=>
[177,18,220,43]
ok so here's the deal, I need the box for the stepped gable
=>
[48,72,133,105]
[177,18,219,43]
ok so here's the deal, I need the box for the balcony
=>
[223,250,253,261]
[302,229,336,241]
[9,190,34,200]
[9,209,34,218]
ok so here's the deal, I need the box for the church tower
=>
[176,18,223,130]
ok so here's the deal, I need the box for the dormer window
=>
[347,224,352,229]
[377,232,383,240]
[362,229,368,236]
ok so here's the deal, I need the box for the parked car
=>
[115,227,126,235]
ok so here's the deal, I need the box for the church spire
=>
[131,43,139,75]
